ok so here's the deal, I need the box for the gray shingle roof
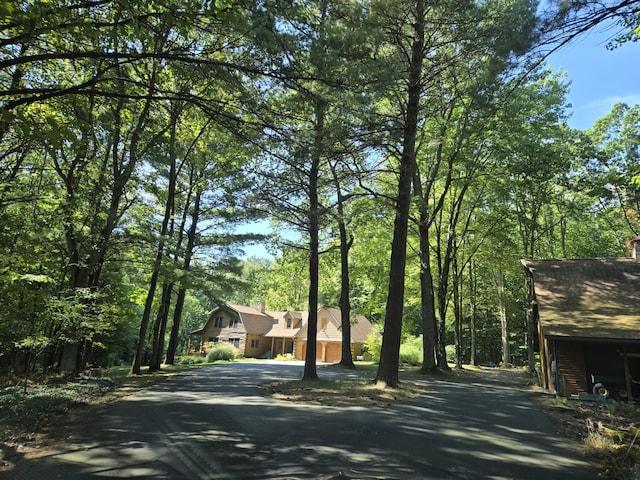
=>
[522,258,640,341]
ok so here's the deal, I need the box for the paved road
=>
[7,362,597,480]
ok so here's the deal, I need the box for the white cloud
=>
[570,94,640,130]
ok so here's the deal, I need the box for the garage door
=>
[323,342,341,363]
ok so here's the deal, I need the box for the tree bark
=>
[302,98,325,381]
[165,187,202,364]
[496,270,511,365]
[131,108,177,375]
[149,282,173,372]
[419,225,437,372]
[453,255,463,370]
[375,0,424,388]
[330,162,355,368]
[469,259,477,366]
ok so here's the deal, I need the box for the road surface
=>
[6,362,598,479]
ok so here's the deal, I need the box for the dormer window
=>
[286,318,292,329]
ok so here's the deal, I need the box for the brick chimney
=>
[633,235,640,262]
[252,301,266,313]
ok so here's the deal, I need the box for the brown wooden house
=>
[188,304,274,358]
[189,304,373,363]
[522,238,640,399]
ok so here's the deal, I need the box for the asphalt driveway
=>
[6,362,598,479]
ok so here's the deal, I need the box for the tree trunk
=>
[165,187,202,364]
[131,110,177,375]
[453,255,463,370]
[149,282,173,372]
[330,162,355,369]
[302,98,325,381]
[419,225,437,372]
[496,270,511,365]
[166,287,187,364]
[375,0,424,388]
[338,229,354,368]
[469,260,477,366]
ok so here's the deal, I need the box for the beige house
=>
[189,304,373,363]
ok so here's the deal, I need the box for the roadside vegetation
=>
[535,395,640,480]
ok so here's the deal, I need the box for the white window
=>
[229,338,240,348]
[251,339,260,348]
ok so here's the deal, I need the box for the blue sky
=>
[546,24,640,130]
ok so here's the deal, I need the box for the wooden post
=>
[540,338,549,390]
[623,345,633,404]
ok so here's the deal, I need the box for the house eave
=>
[545,335,640,344]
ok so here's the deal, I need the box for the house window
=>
[229,318,239,328]
[208,337,215,342]
[251,339,260,348]
[214,316,224,328]
[229,338,240,348]
[286,319,292,329]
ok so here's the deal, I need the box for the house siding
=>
[201,311,247,355]
[294,340,366,363]
[245,333,271,358]
[554,340,587,396]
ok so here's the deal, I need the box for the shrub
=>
[363,325,383,363]
[445,344,456,363]
[175,355,206,365]
[207,344,239,362]
[399,336,423,365]
[399,343,422,365]
[275,353,295,361]
[365,331,426,365]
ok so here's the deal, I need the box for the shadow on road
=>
[4,362,596,480]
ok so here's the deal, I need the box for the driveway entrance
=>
[6,362,597,479]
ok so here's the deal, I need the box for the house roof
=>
[295,307,373,343]
[226,304,274,335]
[522,258,640,342]
[263,311,306,338]
[349,312,375,343]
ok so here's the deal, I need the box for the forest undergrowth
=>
[0,362,204,471]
